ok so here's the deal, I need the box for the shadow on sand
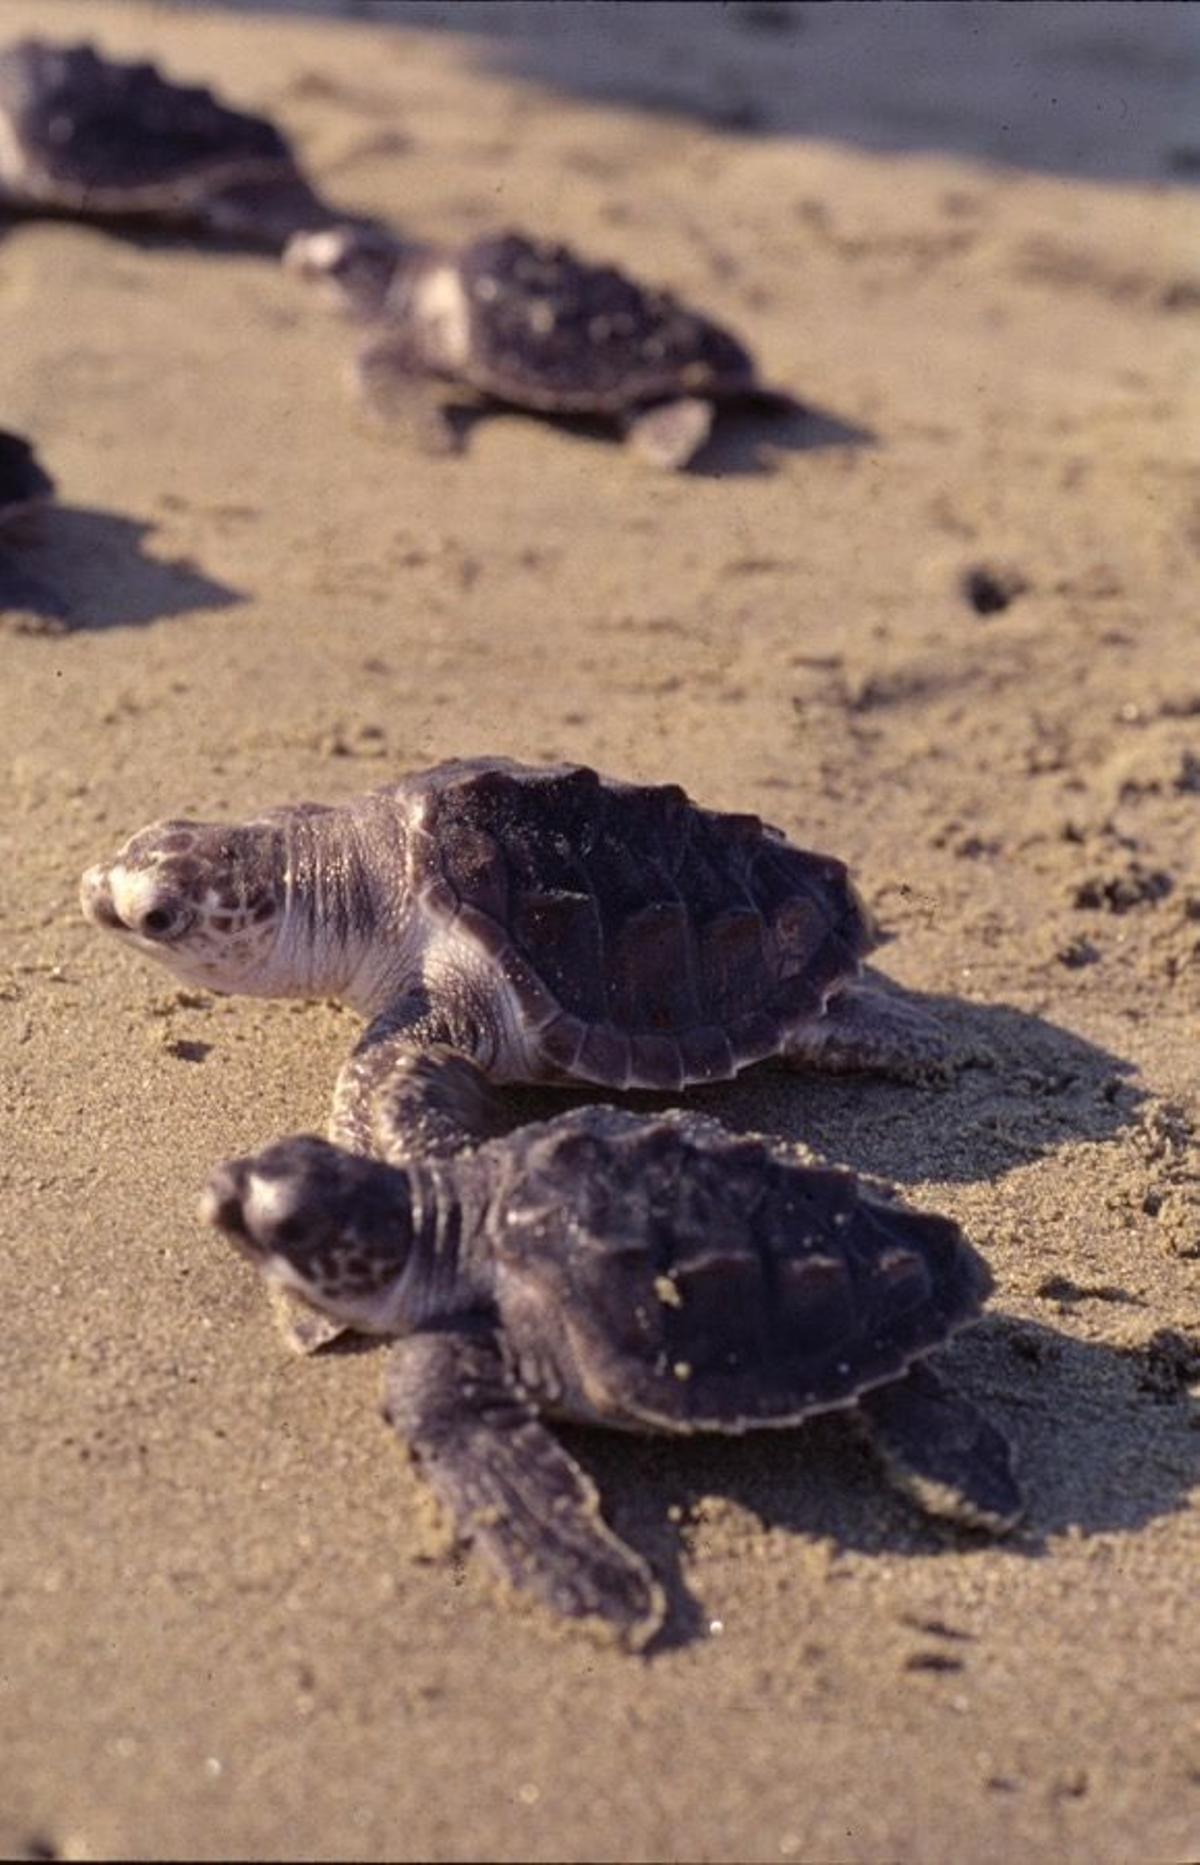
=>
[0,506,246,631]
[324,1310,1196,1653]
[500,981,1143,1190]
[404,392,873,479]
[566,1315,1200,1651]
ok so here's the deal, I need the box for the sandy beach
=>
[1,2,1197,1858]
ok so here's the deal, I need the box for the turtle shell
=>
[0,39,296,213]
[450,233,756,412]
[0,430,54,522]
[398,757,872,1090]
[492,1106,989,1431]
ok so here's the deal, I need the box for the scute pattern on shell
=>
[403,758,871,1090]
[495,1107,988,1429]
[455,233,756,411]
[0,39,291,203]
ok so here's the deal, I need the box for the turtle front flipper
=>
[857,1361,1023,1534]
[353,329,464,455]
[622,396,714,470]
[385,1327,664,1647]
[267,1283,346,1356]
[333,1004,503,1163]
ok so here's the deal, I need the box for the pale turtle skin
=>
[203,1105,1022,1645]
[0,38,344,249]
[285,224,790,468]
[81,756,951,1348]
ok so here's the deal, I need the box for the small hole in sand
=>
[961,563,1027,616]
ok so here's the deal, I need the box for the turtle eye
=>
[137,900,190,940]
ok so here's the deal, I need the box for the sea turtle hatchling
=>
[285,224,791,468]
[81,757,952,1349]
[0,428,60,616]
[203,1105,1022,1644]
[0,429,53,525]
[0,38,344,248]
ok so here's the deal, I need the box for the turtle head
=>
[284,225,403,319]
[80,817,290,996]
[201,1136,414,1333]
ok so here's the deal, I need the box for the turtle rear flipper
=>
[782,984,958,1082]
[857,1361,1023,1533]
[385,1327,664,1647]
[622,397,714,471]
[197,172,341,250]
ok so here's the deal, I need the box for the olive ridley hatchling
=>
[204,1106,1021,1645]
[286,223,795,467]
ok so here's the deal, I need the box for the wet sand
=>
[1,3,1197,1858]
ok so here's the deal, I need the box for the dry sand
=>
[1,2,1198,1858]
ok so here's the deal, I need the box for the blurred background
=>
[169,0,1200,185]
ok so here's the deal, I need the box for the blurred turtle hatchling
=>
[0,428,53,524]
[287,223,796,467]
[0,427,61,617]
[0,37,354,248]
